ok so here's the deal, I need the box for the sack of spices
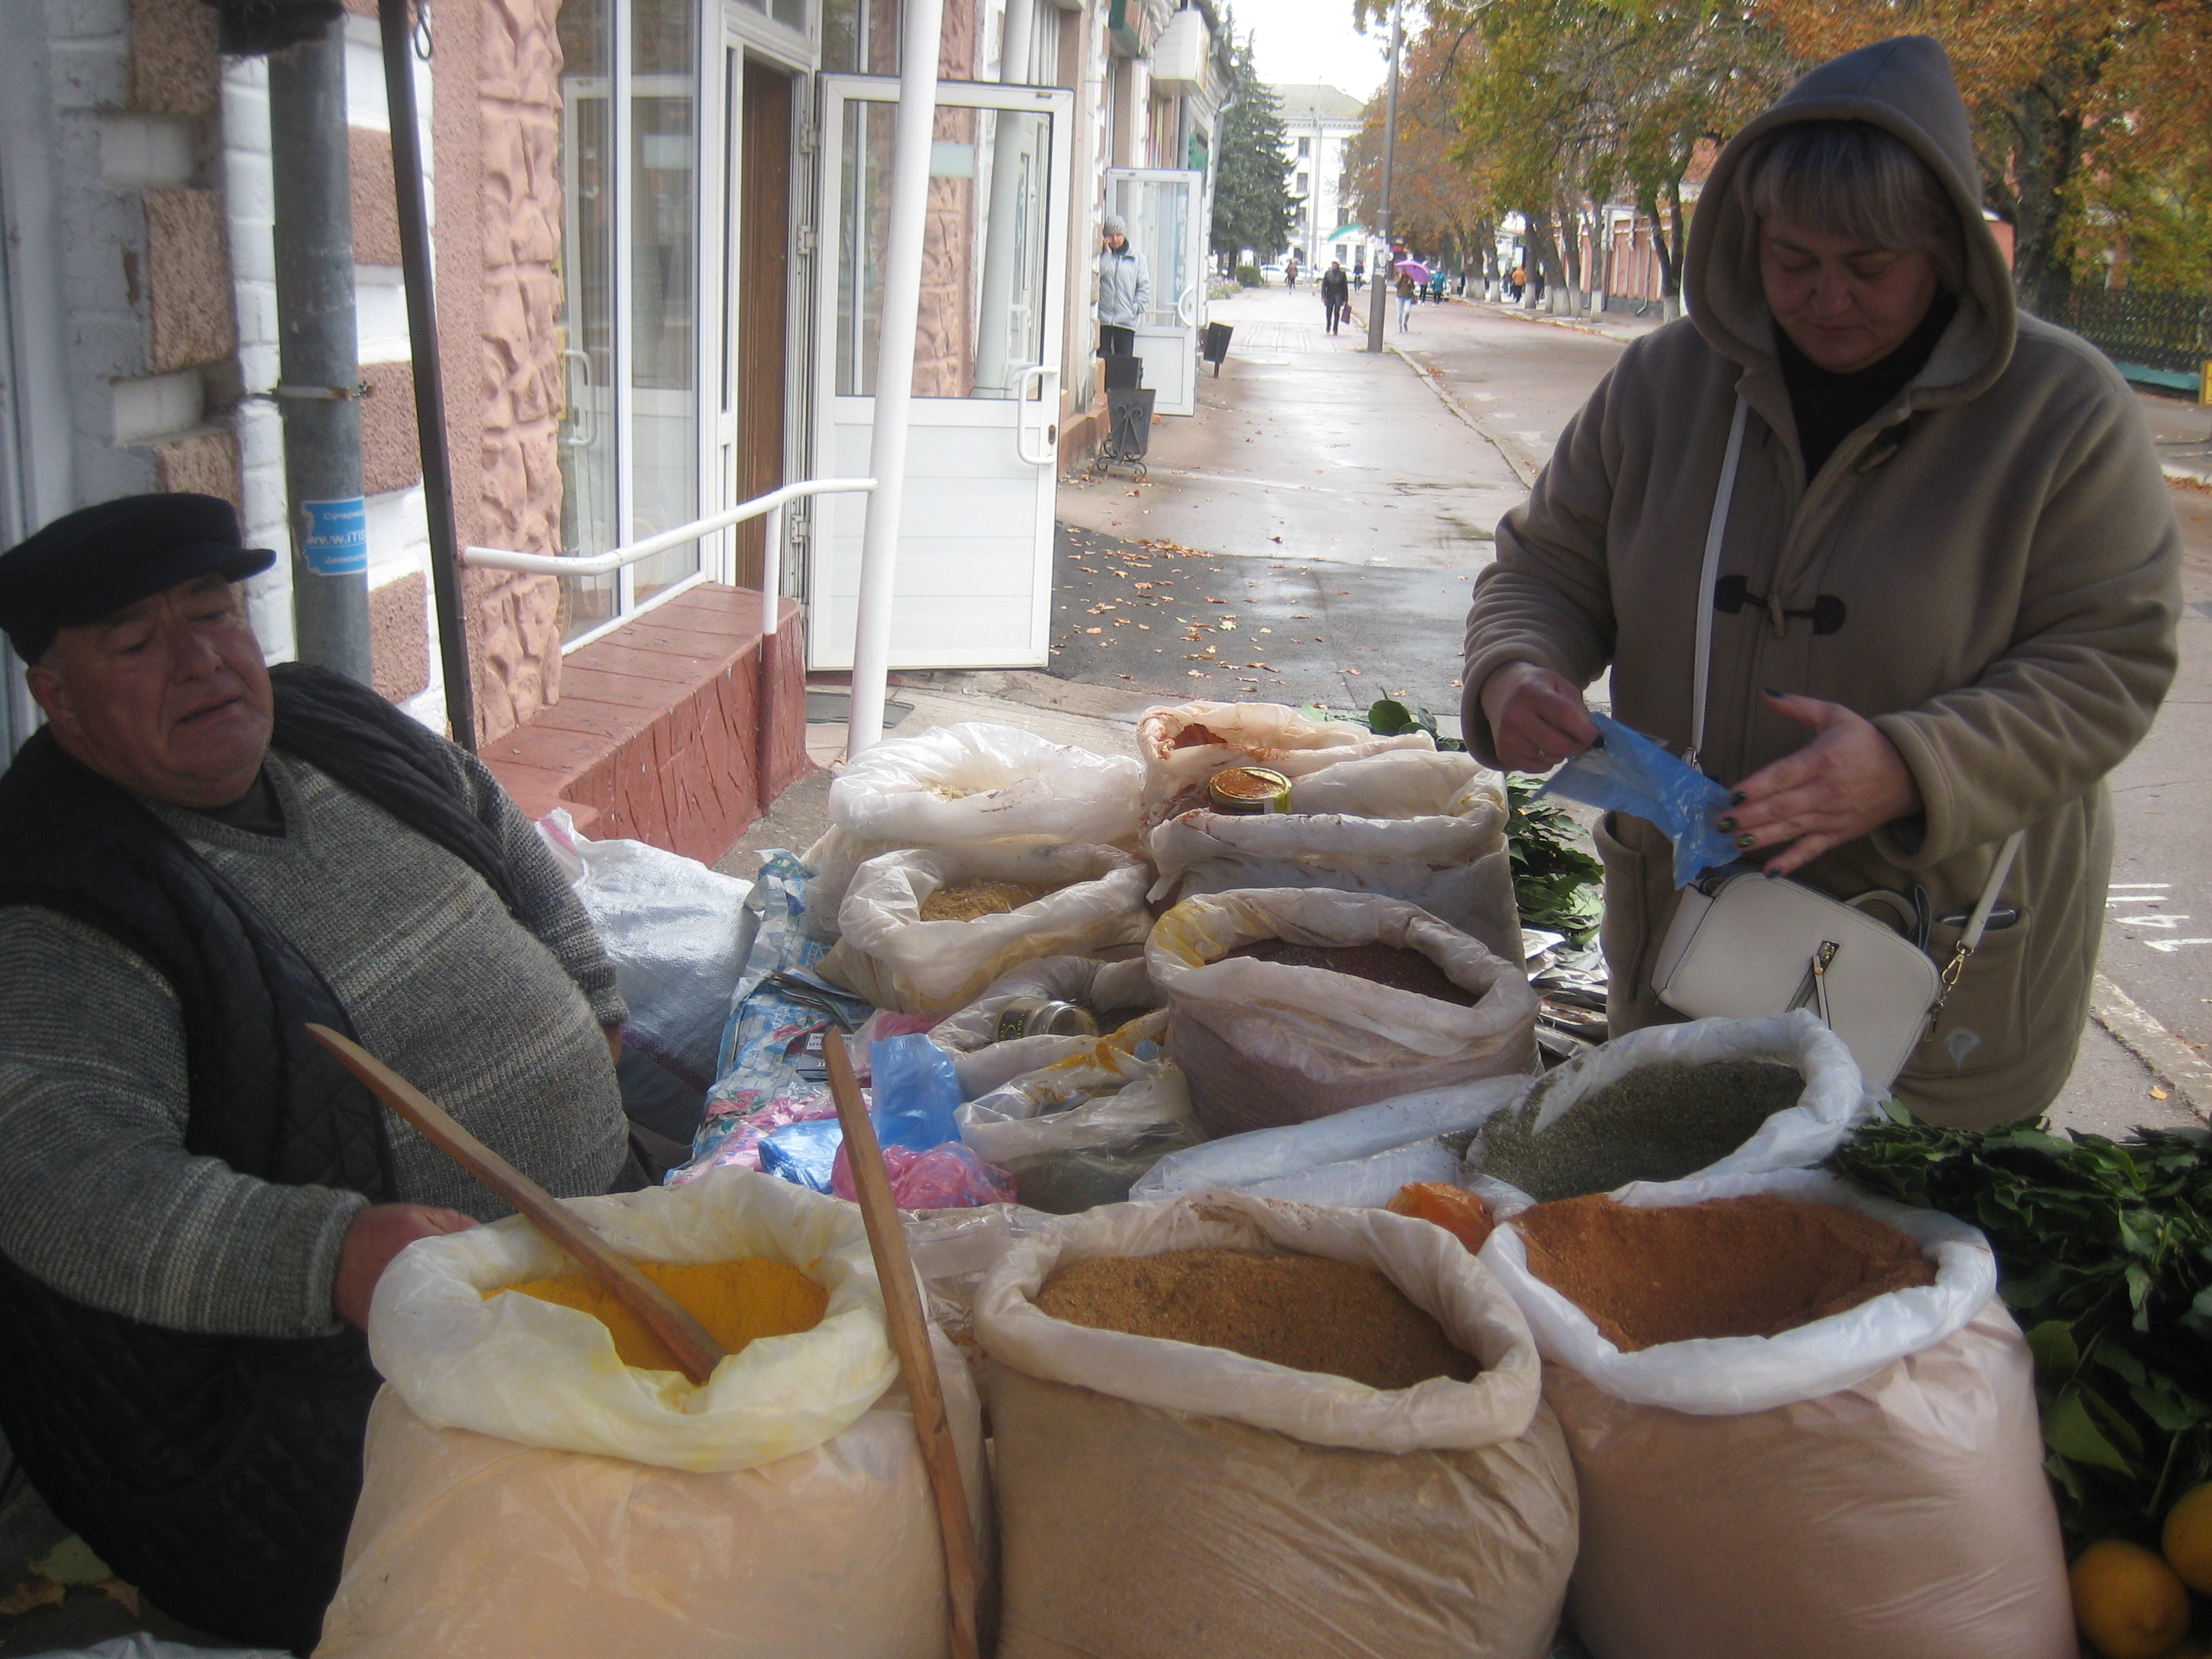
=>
[1148,888,1538,1137]
[803,723,1145,937]
[317,1169,988,1659]
[1467,1010,1874,1205]
[974,1190,1578,1659]
[1136,701,1438,823]
[818,842,1151,1015]
[1478,1169,2074,1659]
[1148,750,1522,964]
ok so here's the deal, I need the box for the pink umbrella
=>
[1393,258,1431,283]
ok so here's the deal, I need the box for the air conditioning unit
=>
[1150,8,1210,94]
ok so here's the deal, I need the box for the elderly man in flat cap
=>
[0,494,639,1651]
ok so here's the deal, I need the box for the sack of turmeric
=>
[316,1169,987,1659]
[1478,1169,2074,1659]
[974,1190,1578,1659]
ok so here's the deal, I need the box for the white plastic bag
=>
[819,842,1152,1015]
[928,956,1159,1053]
[539,810,759,1139]
[805,724,1145,935]
[366,1167,897,1473]
[1148,889,1538,1136]
[1468,1011,1875,1207]
[1231,1137,1464,1205]
[1478,1171,2072,1659]
[976,1191,1578,1659]
[1136,701,1437,821]
[1133,1074,1532,1200]
[955,1010,1192,1164]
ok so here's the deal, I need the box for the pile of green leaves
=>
[1354,698,1605,944]
[1828,1110,2212,1547]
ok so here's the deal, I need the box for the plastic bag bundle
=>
[955,1010,1195,1165]
[1466,1011,1874,1208]
[1135,701,1437,822]
[1148,889,1538,1137]
[819,842,1152,1015]
[929,955,1161,1099]
[1478,1169,2074,1659]
[975,1191,1578,1659]
[804,723,1144,935]
[539,809,760,1143]
[319,1170,987,1659]
[1539,713,1733,889]
[1148,750,1523,963]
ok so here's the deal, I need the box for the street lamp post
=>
[1364,0,1401,354]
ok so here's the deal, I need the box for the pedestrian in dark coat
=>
[1321,261,1350,334]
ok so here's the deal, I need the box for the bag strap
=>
[1686,396,1750,773]
[1933,828,2026,1012]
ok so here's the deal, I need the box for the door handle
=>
[1177,282,1197,328]
[1012,364,1058,467]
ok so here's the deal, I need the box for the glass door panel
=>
[555,1,618,641]
[630,0,701,603]
[1105,167,1202,415]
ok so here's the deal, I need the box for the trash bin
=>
[1092,387,1156,480]
[1202,321,1233,376]
[1102,354,1146,390]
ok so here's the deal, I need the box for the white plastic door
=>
[1105,167,1203,416]
[810,76,1071,670]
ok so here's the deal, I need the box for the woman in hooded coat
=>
[1461,36,2182,1127]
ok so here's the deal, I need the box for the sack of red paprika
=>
[1478,1169,2075,1659]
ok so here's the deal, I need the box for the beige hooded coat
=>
[1461,37,2182,1126]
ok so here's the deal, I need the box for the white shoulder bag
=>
[1647,398,2023,1090]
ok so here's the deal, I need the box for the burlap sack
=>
[976,1192,1578,1659]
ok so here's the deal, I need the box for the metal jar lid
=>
[992,998,1101,1044]
[1206,765,1293,815]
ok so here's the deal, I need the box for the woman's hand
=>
[1480,661,1600,773]
[1721,692,1922,876]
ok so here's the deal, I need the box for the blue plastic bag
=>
[1539,712,1735,889]
[870,1034,963,1151]
[758,1117,844,1192]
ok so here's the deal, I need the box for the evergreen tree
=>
[1210,24,1294,266]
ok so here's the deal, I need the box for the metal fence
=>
[2022,280,2212,378]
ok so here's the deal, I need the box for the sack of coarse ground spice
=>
[1136,701,1438,823]
[1148,888,1538,1138]
[1477,1169,2074,1659]
[974,1190,1578,1659]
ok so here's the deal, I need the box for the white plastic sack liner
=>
[1231,1138,1463,1206]
[930,955,1158,1051]
[366,1167,899,1473]
[1136,701,1436,819]
[820,842,1152,1015]
[976,1191,1578,1659]
[318,1336,986,1659]
[1133,1074,1532,1200]
[956,1010,1193,1164]
[1148,888,1538,1136]
[1480,1171,2072,1659]
[1479,1167,1996,1416]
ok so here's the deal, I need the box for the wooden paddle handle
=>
[824,1030,982,1659]
[304,1022,727,1386]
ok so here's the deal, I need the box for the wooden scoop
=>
[823,1029,982,1659]
[305,1022,726,1385]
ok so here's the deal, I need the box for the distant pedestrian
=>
[1509,264,1527,302]
[1285,253,1300,288]
[1321,260,1350,333]
[1352,256,1365,290]
[1395,266,1417,331]
[1096,215,1149,358]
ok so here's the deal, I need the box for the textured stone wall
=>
[433,0,567,743]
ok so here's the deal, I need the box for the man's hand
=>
[1720,692,1923,877]
[334,1203,477,1330]
[1479,661,1600,773]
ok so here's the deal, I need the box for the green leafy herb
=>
[1504,775,1603,944]
[1827,1112,2212,1547]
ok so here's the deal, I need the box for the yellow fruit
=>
[2072,1539,2193,1659]
[2165,1483,2212,1593]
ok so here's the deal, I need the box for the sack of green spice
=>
[1465,1010,1874,1206]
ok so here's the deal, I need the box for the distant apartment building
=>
[1272,83,1363,272]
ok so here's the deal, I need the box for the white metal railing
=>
[463,476,878,639]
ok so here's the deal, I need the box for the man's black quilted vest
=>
[0,664,528,1655]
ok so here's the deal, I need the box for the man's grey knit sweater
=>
[0,747,631,1340]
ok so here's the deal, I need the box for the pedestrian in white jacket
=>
[1096,214,1150,357]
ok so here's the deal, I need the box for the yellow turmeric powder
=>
[493,1257,827,1375]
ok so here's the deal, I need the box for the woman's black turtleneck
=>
[1775,292,1957,480]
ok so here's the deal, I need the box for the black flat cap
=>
[0,494,275,662]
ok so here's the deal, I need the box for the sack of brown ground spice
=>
[1147,889,1538,1138]
[974,1190,1578,1659]
[1478,1169,2074,1659]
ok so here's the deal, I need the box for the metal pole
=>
[269,23,371,683]
[379,0,478,751]
[846,0,946,756]
[1364,0,1401,354]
